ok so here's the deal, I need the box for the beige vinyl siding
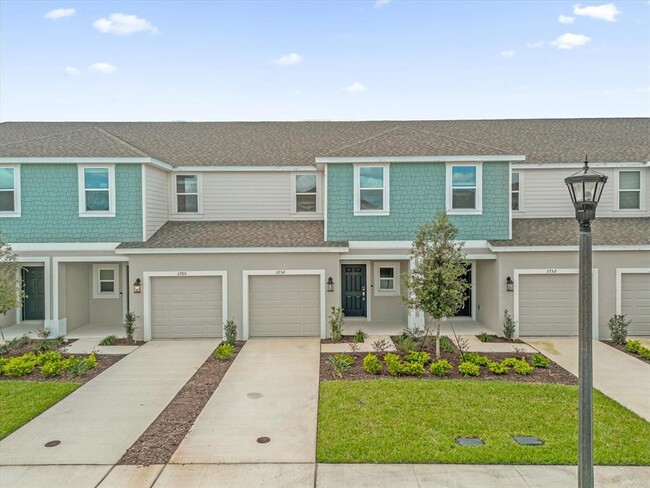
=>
[145,166,169,239]
[169,171,323,221]
[513,167,648,219]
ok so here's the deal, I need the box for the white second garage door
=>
[151,276,223,339]
[249,275,320,337]
[621,273,650,335]
[519,274,579,336]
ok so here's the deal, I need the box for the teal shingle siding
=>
[0,164,142,242]
[326,162,510,241]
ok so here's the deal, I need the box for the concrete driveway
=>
[523,337,650,421]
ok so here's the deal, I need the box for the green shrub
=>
[2,353,38,377]
[458,361,480,377]
[328,353,355,378]
[639,347,650,360]
[439,336,454,354]
[403,361,425,376]
[384,353,405,376]
[40,360,64,377]
[478,332,491,343]
[214,343,235,361]
[501,357,520,368]
[608,314,630,345]
[124,311,137,344]
[0,358,7,371]
[395,335,418,354]
[513,358,534,375]
[362,354,382,374]
[329,306,345,342]
[488,361,510,375]
[462,352,490,366]
[429,359,452,376]
[38,336,65,353]
[84,353,98,369]
[502,309,516,341]
[99,335,118,346]
[63,356,91,377]
[531,353,550,368]
[626,340,642,353]
[0,335,30,356]
[224,319,237,346]
[404,351,430,365]
[36,351,63,365]
[353,329,367,342]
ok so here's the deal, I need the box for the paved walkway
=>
[523,338,650,421]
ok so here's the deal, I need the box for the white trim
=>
[172,173,203,216]
[141,164,147,241]
[115,246,349,254]
[11,243,120,252]
[173,165,317,172]
[92,264,120,299]
[508,164,513,239]
[342,254,410,261]
[0,164,21,217]
[143,270,228,341]
[407,256,425,329]
[348,240,490,250]
[53,256,129,262]
[490,244,650,252]
[78,164,116,217]
[242,269,326,340]
[121,262,128,321]
[16,257,51,325]
[317,155,526,163]
[291,172,320,214]
[446,162,483,215]
[324,164,328,241]
[512,162,648,170]
[354,163,390,216]
[373,262,401,296]
[513,268,599,338]
[615,268,650,316]
[614,168,645,212]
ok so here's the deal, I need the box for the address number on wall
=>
[275,270,286,275]
[546,269,558,274]
[177,271,188,276]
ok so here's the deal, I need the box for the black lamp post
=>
[564,158,607,488]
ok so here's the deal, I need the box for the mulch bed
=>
[118,341,244,466]
[601,340,650,365]
[478,334,525,344]
[100,338,146,346]
[321,335,359,344]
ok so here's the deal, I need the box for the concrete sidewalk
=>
[0,340,216,468]
[171,338,320,464]
[524,338,650,421]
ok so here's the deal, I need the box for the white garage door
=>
[519,274,578,336]
[621,273,650,335]
[151,276,223,339]
[249,275,320,337]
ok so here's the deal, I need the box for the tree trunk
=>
[435,318,441,359]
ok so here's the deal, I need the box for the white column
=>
[407,256,425,329]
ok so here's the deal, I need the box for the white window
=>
[446,163,482,214]
[175,174,200,213]
[78,165,115,217]
[0,165,20,217]
[373,262,400,296]
[292,174,318,213]
[617,170,642,210]
[92,264,119,299]
[354,164,390,216]
[511,171,521,211]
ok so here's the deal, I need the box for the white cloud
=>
[559,15,575,23]
[65,66,80,76]
[574,3,621,22]
[526,41,544,48]
[89,62,117,74]
[550,33,591,49]
[501,50,515,58]
[93,13,158,36]
[274,53,303,66]
[44,8,75,20]
[344,82,367,93]
[375,0,392,7]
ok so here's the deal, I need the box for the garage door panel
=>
[622,274,650,335]
[519,274,578,336]
[152,276,223,339]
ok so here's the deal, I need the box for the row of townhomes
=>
[0,119,648,342]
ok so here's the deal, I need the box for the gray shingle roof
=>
[489,218,650,247]
[118,220,348,249]
[1,118,647,166]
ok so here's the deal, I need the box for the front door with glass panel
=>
[342,265,367,317]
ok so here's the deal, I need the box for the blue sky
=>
[1,1,648,121]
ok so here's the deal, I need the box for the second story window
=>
[618,170,641,210]
[175,175,199,213]
[0,165,20,216]
[447,163,482,214]
[293,174,318,213]
[512,172,520,211]
[79,165,115,217]
[354,164,390,215]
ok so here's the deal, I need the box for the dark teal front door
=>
[341,264,367,317]
[22,267,45,320]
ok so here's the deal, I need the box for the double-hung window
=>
[175,175,200,213]
[92,264,119,299]
[354,164,389,215]
[618,170,642,210]
[511,172,520,211]
[79,165,115,216]
[0,165,20,216]
[447,163,482,214]
[373,262,400,296]
[293,174,318,213]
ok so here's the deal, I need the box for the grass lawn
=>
[0,381,80,439]
[318,380,650,465]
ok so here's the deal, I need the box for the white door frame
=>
[243,269,326,340]
[616,268,650,315]
[143,270,228,341]
[338,262,371,321]
[16,257,51,327]
[514,268,599,338]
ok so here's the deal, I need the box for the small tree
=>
[402,212,469,359]
[0,237,24,340]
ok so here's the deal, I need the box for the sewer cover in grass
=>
[513,436,544,446]
[455,437,484,446]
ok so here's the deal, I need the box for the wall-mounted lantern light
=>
[327,277,334,292]
[506,276,514,292]
[133,278,142,294]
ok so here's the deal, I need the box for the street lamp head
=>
[564,158,608,224]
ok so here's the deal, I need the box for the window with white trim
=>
[354,164,389,215]
[373,262,400,296]
[618,170,641,210]
[446,163,482,214]
[293,174,318,213]
[511,172,520,211]
[92,264,119,299]
[0,165,20,216]
[175,175,199,213]
[79,165,115,216]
